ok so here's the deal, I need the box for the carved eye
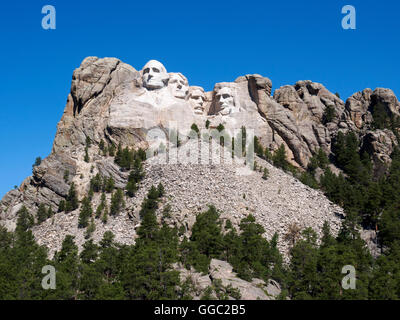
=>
[222,94,230,99]
[152,68,160,73]
[143,68,150,74]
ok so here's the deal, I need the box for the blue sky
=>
[0,0,399,198]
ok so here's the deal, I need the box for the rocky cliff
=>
[1,56,399,262]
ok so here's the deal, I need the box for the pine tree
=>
[53,235,80,299]
[78,197,92,228]
[157,183,165,197]
[323,105,336,124]
[273,144,289,171]
[15,206,34,234]
[65,182,79,213]
[84,147,90,163]
[47,206,54,219]
[287,227,319,299]
[108,143,116,157]
[110,189,125,216]
[32,157,42,170]
[85,218,96,239]
[58,200,66,212]
[90,174,102,193]
[37,204,48,224]
[262,167,269,180]
[104,177,115,193]
[102,206,109,224]
[99,139,105,152]
[254,136,265,158]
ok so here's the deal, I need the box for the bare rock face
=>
[343,89,373,130]
[341,88,400,175]
[53,57,139,153]
[362,129,398,176]
[260,80,345,167]
[174,259,281,300]
[209,259,278,300]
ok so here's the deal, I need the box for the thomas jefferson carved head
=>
[169,73,189,99]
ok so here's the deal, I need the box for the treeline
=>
[0,187,282,300]
[253,128,400,299]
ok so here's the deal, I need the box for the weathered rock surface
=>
[174,259,281,300]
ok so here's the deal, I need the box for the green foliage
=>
[262,167,269,180]
[90,174,103,193]
[108,143,116,157]
[225,215,283,282]
[216,123,225,132]
[102,206,109,224]
[16,206,34,234]
[300,171,319,189]
[157,183,165,197]
[323,105,336,124]
[308,149,329,173]
[47,206,53,219]
[78,197,93,228]
[65,182,79,213]
[126,157,145,197]
[99,139,105,152]
[179,206,223,274]
[36,203,48,224]
[32,157,42,170]
[273,144,289,171]
[58,200,66,212]
[95,193,106,219]
[191,123,200,135]
[205,119,210,129]
[84,147,90,163]
[371,102,390,130]
[110,189,125,216]
[333,131,371,184]
[85,218,96,239]
[104,177,115,193]
[254,136,265,158]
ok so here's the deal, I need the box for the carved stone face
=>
[216,87,236,115]
[189,87,206,114]
[142,60,169,90]
[169,73,189,99]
